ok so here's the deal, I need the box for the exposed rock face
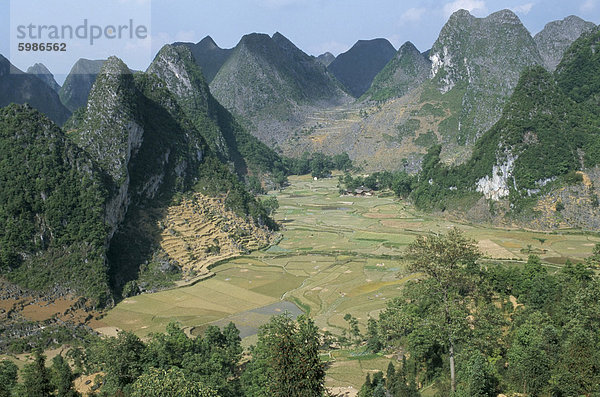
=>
[328,38,397,97]
[26,63,61,93]
[78,57,140,184]
[59,58,105,112]
[476,155,515,200]
[174,36,233,83]
[534,15,596,71]
[0,55,71,125]
[429,9,543,143]
[77,56,205,238]
[364,41,431,101]
[147,44,227,158]
[210,32,350,145]
[316,52,335,67]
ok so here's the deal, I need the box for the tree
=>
[131,367,218,397]
[507,312,558,396]
[366,317,382,352]
[19,349,53,397]
[333,152,352,171]
[343,313,361,345]
[456,351,498,397]
[405,228,480,393]
[87,331,146,394]
[0,360,18,397]
[242,314,325,397]
[261,196,279,216]
[586,242,600,269]
[51,355,79,397]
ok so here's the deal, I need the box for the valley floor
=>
[96,174,599,389]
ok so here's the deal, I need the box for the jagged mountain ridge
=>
[173,36,233,83]
[26,63,61,93]
[363,41,431,101]
[59,58,105,112]
[327,38,397,97]
[534,15,596,71]
[210,32,351,146]
[0,56,71,126]
[147,44,284,176]
[279,10,546,169]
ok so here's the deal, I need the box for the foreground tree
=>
[242,314,325,397]
[405,228,480,393]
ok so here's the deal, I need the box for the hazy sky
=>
[2,0,599,83]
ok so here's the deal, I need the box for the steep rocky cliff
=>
[534,15,596,71]
[428,9,543,144]
[75,56,205,239]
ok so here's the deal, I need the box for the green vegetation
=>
[396,119,421,141]
[375,229,600,396]
[283,151,352,179]
[0,104,110,304]
[414,131,438,148]
[2,316,323,397]
[242,315,324,397]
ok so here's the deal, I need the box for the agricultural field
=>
[97,174,600,389]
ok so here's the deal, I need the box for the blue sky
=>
[1,0,599,83]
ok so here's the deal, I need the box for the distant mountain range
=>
[173,36,233,83]
[59,59,105,112]
[0,55,70,125]
[327,38,397,97]
[209,32,350,145]
[26,63,61,93]
[362,41,431,102]
[279,9,596,171]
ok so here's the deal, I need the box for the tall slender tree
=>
[405,228,480,393]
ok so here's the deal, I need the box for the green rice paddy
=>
[100,174,599,389]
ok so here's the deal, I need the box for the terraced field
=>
[98,174,600,389]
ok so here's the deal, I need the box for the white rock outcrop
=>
[476,155,516,201]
